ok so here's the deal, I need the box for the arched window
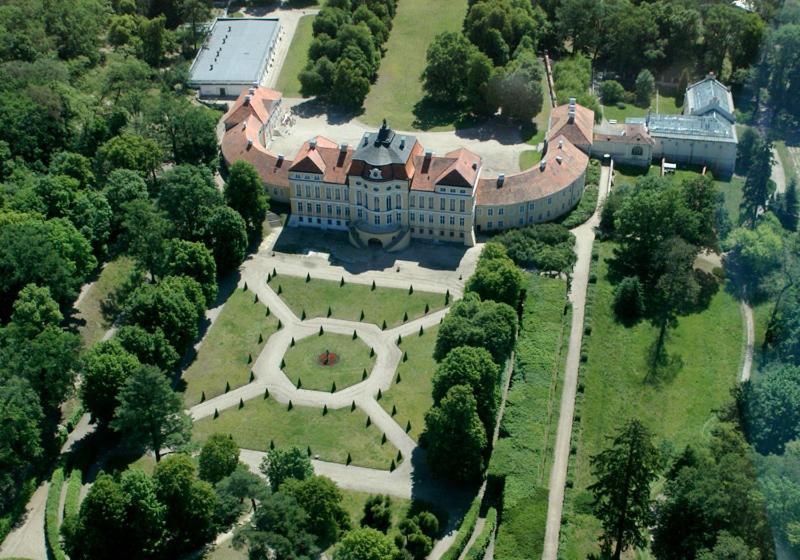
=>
[632,146,643,156]
[386,195,392,211]
[396,194,402,209]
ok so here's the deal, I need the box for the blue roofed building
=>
[189,17,282,98]
[684,72,736,124]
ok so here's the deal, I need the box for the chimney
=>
[568,107,576,123]
[540,159,547,171]
[556,155,563,164]
[309,138,317,150]
[424,150,433,160]
[277,154,284,164]
[569,97,576,106]
[558,139,564,149]
[244,94,251,106]
[246,139,253,149]
[497,173,505,187]
[209,64,214,71]
[362,136,368,147]
[248,87,255,95]
[472,162,478,171]
[399,136,406,150]
[339,143,348,152]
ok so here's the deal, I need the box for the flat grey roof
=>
[189,18,280,85]
[630,113,737,144]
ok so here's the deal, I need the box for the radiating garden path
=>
[190,228,462,505]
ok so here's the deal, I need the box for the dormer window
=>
[369,168,383,180]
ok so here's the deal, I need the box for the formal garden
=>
[270,274,447,328]
[282,331,376,392]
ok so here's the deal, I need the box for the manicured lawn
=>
[275,14,315,97]
[181,288,279,406]
[271,275,447,328]
[193,398,399,470]
[76,256,136,347]
[379,326,439,442]
[361,0,468,131]
[600,91,681,123]
[716,175,745,225]
[520,149,543,170]
[560,242,743,559]
[283,332,376,392]
[490,275,570,560]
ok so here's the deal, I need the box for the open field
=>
[76,257,135,347]
[361,0,468,131]
[193,398,399,470]
[272,275,447,328]
[490,275,570,560]
[378,326,439,442]
[181,288,279,406]
[600,91,681,123]
[283,332,376,391]
[274,14,314,97]
[559,242,742,559]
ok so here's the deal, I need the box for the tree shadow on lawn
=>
[409,447,475,537]
[412,96,532,145]
[292,97,365,126]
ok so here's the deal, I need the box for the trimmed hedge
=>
[465,508,498,560]
[63,469,83,523]
[440,496,482,560]
[559,160,601,229]
[489,275,570,559]
[45,468,67,560]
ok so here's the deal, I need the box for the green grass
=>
[181,288,279,406]
[519,149,543,170]
[275,15,315,97]
[206,539,246,560]
[600,91,681,123]
[283,332,376,391]
[490,275,570,560]
[45,468,66,560]
[193,398,399,470]
[339,490,410,529]
[775,140,798,184]
[716,175,745,225]
[271,275,447,328]
[379,325,439,442]
[559,242,743,559]
[76,256,135,347]
[361,0,468,131]
[63,469,83,523]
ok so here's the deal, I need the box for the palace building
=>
[220,75,737,251]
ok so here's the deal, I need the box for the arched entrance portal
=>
[367,238,383,249]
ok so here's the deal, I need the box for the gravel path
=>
[740,301,755,382]
[541,164,611,560]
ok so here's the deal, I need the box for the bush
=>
[45,468,67,560]
[613,276,645,322]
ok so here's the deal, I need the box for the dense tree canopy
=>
[225,160,269,241]
[434,293,517,364]
[199,433,240,484]
[466,242,525,307]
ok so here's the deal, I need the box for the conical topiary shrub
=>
[307,445,312,456]
[366,416,371,427]
[419,325,424,336]
[319,325,324,335]
[331,382,337,393]
[249,370,255,382]
[371,280,376,290]
[424,303,429,314]
[323,404,328,415]
[269,439,275,450]
[445,290,450,304]
[381,320,387,330]
[301,309,306,320]
[266,307,270,316]
[296,378,302,389]
[239,398,244,409]
[362,369,368,380]
[213,408,219,419]
[290,337,295,347]
[306,272,311,282]
[403,352,408,362]
[225,381,230,393]
[243,282,248,291]
[377,389,382,400]
[277,319,282,329]
[397,334,402,344]
[288,400,293,410]
[405,420,411,433]
[351,400,356,411]
[264,387,270,399]
[258,333,263,343]
[200,391,205,403]
[396,372,402,383]
[360,310,365,321]
[396,450,403,462]
[267,272,271,282]
[346,453,352,465]
[409,285,414,294]
[280,358,286,369]
[353,330,357,340]
[381,433,387,444]
[390,460,396,472]
[340,277,345,287]
[327,306,332,317]
[247,353,252,364]
[254,294,259,303]
[391,404,397,416]
[403,311,408,322]
[277,285,282,295]
[272,267,277,277]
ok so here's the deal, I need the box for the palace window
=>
[374,215,381,225]
[386,196,392,211]
[410,195,416,207]
[450,199,455,212]
[449,216,455,225]
[632,146,643,156]
[460,199,465,212]
[396,194,402,209]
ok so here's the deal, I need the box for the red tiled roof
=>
[220,114,291,188]
[476,135,588,206]
[548,103,594,147]
[289,136,353,184]
[410,148,482,192]
[223,87,282,129]
[593,124,654,145]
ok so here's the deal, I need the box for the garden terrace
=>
[281,332,376,392]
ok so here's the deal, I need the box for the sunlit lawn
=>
[272,275,447,328]
[378,326,439,442]
[275,14,315,97]
[193,398,399,470]
[181,288,279,406]
[560,242,742,559]
[519,149,543,170]
[283,332,375,392]
[361,0,468,131]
